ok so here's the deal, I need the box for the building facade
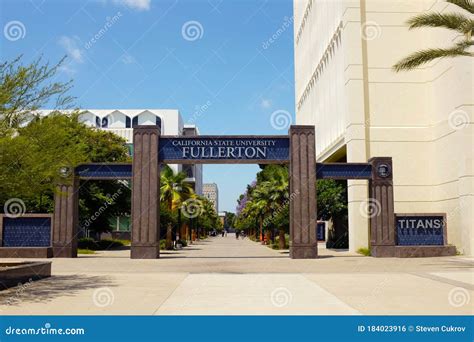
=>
[293,0,473,255]
[203,183,219,213]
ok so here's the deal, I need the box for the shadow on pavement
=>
[0,274,116,305]
[160,255,288,259]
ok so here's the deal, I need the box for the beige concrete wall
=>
[294,0,473,255]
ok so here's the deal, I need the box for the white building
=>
[40,109,203,195]
[293,0,473,255]
[203,183,219,213]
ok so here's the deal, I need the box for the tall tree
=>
[317,179,348,248]
[0,112,130,233]
[0,56,74,132]
[393,0,473,71]
[0,56,132,237]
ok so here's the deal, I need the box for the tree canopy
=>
[0,56,74,132]
[0,56,130,234]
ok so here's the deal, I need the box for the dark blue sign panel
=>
[2,217,51,247]
[396,215,445,246]
[159,136,289,163]
[317,221,326,241]
[75,164,132,179]
[316,163,372,179]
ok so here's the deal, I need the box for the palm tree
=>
[393,0,473,72]
[262,169,289,249]
[160,165,194,249]
[197,197,218,238]
[249,186,271,243]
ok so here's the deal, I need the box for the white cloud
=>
[260,99,272,109]
[113,0,151,11]
[58,36,84,63]
[58,64,77,76]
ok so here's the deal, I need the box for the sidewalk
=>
[0,234,472,315]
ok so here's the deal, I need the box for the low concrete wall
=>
[372,245,456,258]
[0,247,53,258]
[0,261,52,290]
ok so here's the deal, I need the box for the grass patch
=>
[115,239,131,246]
[356,247,371,256]
[78,249,96,255]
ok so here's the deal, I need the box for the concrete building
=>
[293,0,473,255]
[203,183,219,213]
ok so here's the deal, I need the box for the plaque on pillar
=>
[368,157,396,257]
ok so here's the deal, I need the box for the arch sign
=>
[52,125,401,259]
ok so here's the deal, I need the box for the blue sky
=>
[1,0,295,212]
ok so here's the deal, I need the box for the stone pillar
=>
[53,179,79,257]
[368,157,395,257]
[289,125,318,259]
[131,126,161,259]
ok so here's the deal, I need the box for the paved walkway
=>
[0,235,472,315]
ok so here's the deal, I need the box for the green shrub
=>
[96,239,125,250]
[78,238,125,251]
[115,239,131,246]
[177,239,187,247]
[78,238,98,250]
[78,249,95,254]
[271,234,290,249]
[160,240,166,250]
[357,247,371,256]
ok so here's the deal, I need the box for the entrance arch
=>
[52,125,395,259]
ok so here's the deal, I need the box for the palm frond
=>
[447,0,474,14]
[407,12,473,34]
[393,46,473,72]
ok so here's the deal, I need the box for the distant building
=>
[203,183,219,213]
[182,125,203,195]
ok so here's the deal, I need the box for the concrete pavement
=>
[0,234,472,315]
